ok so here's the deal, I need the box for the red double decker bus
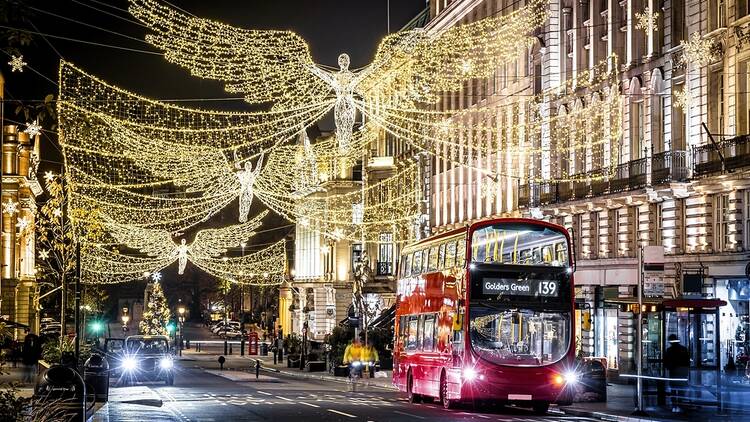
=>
[393,218,577,413]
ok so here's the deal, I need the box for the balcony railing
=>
[376,261,393,276]
[693,134,750,177]
[651,150,688,185]
[517,159,651,208]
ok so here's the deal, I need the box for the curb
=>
[259,366,398,391]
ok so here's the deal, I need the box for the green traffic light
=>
[166,322,176,333]
[90,321,104,333]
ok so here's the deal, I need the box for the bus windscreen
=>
[471,223,569,266]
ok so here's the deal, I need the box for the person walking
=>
[663,334,690,413]
[21,330,41,384]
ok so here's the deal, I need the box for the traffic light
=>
[89,320,104,334]
[166,322,176,334]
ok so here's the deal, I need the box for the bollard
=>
[224,340,228,356]
[229,343,233,355]
[273,349,277,365]
[186,339,190,350]
[255,359,260,379]
[241,339,245,356]
[218,356,226,371]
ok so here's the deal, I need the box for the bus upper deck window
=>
[438,243,446,269]
[445,241,456,268]
[428,245,439,271]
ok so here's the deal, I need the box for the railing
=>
[376,262,393,276]
[651,150,689,185]
[609,157,647,193]
[693,134,750,177]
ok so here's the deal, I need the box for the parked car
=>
[221,329,245,339]
[211,321,240,334]
[120,335,175,386]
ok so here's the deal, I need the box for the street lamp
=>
[178,305,186,356]
[121,314,130,332]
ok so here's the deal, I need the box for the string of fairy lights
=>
[51,0,636,284]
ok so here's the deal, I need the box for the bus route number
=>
[539,281,557,296]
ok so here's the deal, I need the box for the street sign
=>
[642,246,665,297]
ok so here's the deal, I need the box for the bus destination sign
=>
[482,277,558,297]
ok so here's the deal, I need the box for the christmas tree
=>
[139,281,171,336]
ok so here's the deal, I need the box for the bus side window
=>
[406,316,419,351]
[398,316,407,348]
[404,254,412,277]
[411,251,423,275]
[421,249,429,274]
[456,237,466,267]
[422,314,436,352]
[445,241,456,268]
[427,245,439,271]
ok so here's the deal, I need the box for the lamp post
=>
[121,314,130,332]
[178,305,186,356]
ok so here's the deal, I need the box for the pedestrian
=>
[663,334,689,413]
[362,339,379,378]
[21,330,41,383]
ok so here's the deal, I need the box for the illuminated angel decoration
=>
[129,0,547,154]
[107,210,268,274]
[293,126,320,197]
[236,152,264,223]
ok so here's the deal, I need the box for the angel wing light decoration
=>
[106,210,268,274]
[129,0,547,154]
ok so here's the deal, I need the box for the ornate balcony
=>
[609,158,647,193]
[651,150,689,185]
[693,134,750,177]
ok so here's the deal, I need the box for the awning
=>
[662,299,727,310]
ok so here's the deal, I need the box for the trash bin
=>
[34,364,92,421]
[84,354,110,403]
[260,342,268,356]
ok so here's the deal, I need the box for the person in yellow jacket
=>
[343,338,364,380]
[362,340,380,378]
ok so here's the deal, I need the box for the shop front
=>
[715,278,750,377]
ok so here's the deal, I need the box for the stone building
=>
[1,76,44,338]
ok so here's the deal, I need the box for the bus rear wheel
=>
[532,402,550,414]
[407,372,421,403]
[440,374,457,409]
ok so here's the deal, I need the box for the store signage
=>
[642,246,665,297]
[482,277,559,297]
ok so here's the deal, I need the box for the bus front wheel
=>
[440,373,457,409]
[407,372,421,403]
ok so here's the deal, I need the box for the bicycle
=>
[348,361,362,392]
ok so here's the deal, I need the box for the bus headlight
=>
[159,358,173,370]
[563,371,579,385]
[122,357,138,372]
[463,367,478,381]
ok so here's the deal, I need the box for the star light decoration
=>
[680,32,720,67]
[673,89,693,110]
[8,55,27,72]
[2,199,19,215]
[39,249,50,260]
[151,271,162,282]
[24,120,42,137]
[635,7,659,33]
[16,216,30,231]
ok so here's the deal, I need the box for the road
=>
[94,360,601,422]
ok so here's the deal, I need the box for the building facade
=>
[1,75,43,337]
[427,0,750,375]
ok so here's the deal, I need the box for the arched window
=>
[650,69,665,154]
[628,77,645,161]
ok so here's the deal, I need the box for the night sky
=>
[2,0,426,296]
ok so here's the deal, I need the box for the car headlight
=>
[159,358,174,370]
[122,357,138,371]
[563,371,579,385]
[351,361,361,367]
[462,367,478,381]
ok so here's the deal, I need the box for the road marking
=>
[327,409,357,418]
[257,391,273,396]
[299,402,320,408]
[393,410,425,419]
[275,396,294,401]
[476,415,491,419]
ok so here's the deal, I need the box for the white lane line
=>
[257,391,273,396]
[393,410,425,420]
[275,396,294,401]
[327,409,357,418]
[476,415,491,419]
[299,402,320,408]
